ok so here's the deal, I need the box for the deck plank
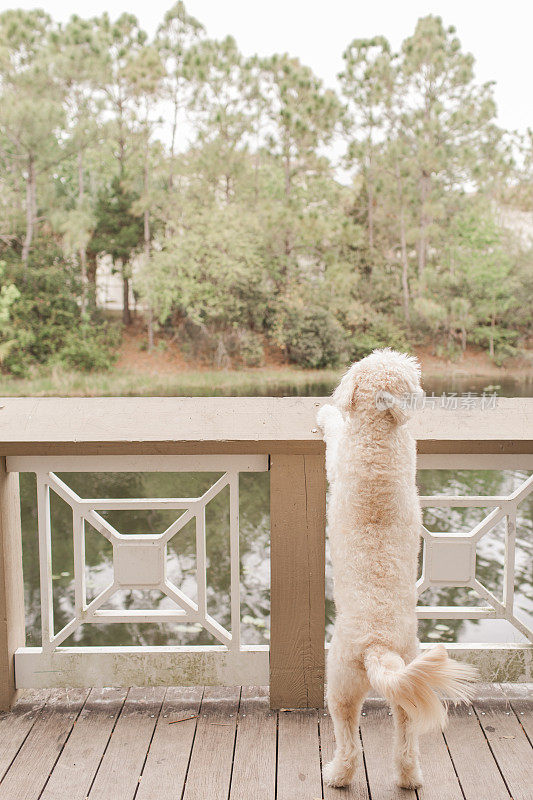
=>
[88,686,166,800]
[0,689,50,781]
[443,702,509,800]
[40,687,127,800]
[277,708,322,800]
[416,728,463,800]
[136,686,203,800]
[320,707,369,800]
[473,685,533,800]
[360,699,417,800]
[182,686,240,800]
[500,683,533,742]
[229,686,277,800]
[0,683,528,800]
[0,688,88,800]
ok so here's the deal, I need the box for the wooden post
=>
[0,458,25,709]
[270,453,326,708]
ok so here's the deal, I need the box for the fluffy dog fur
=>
[317,349,476,790]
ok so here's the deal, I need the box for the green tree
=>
[401,15,499,285]
[88,176,144,324]
[0,10,65,268]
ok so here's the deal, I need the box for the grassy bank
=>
[1,362,533,398]
[0,365,343,397]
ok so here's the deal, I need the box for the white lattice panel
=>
[417,472,533,642]
[15,455,268,655]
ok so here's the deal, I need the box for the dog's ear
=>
[376,391,414,426]
[376,354,422,425]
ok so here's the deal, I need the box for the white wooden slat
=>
[79,498,198,510]
[90,609,189,623]
[161,507,196,543]
[472,579,507,616]
[419,495,510,507]
[50,583,117,648]
[229,472,241,651]
[202,613,232,646]
[469,506,507,541]
[163,579,199,616]
[197,472,230,506]
[84,509,118,543]
[504,510,516,612]
[72,512,85,617]
[46,472,83,509]
[195,505,207,617]
[36,475,54,651]
[416,606,496,619]
[508,471,533,502]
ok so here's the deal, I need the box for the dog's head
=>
[333,348,422,425]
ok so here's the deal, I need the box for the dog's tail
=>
[363,643,477,733]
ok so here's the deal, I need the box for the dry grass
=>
[0,364,341,397]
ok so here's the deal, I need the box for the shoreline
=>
[0,360,532,398]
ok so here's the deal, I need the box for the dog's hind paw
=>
[396,770,423,790]
[323,758,355,788]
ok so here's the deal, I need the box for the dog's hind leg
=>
[323,652,368,788]
[392,703,423,789]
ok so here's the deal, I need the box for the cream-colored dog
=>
[317,349,476,790]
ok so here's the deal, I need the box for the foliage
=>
[0,7,531,371]
[272,297,349,369]
[238,330,265,367]
[1,247,118,376]
[348,315,410,361]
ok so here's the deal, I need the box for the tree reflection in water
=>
[20,465,531,648]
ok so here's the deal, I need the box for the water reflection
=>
[19,376,532,647]
[20,465,531,647]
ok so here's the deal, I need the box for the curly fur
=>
[317,349,477,790]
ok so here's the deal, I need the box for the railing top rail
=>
[0,396,532,456]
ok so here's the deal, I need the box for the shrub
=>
[1,247,119,376]
[472,326,520,366]
[58,325,120,372]
[348,316,410,361]
[273,302,349,369]
[238,330,264,367]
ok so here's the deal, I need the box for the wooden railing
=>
[0,397,532,710]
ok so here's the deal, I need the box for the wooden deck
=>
[0,684,530,800]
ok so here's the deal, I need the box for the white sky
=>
[2,0,532,135]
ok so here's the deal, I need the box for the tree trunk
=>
[21,154,35,271]
[395,163,410,323]
[284,151,291,198]
[78,150,88,314]
[417,172,430,286]
[86,252,97,310]
[169,98,178,190]
[144,145,154,351]
[399,205,410,324]
[79,248,88,315]
[489,314,495,358]
[122,271,131,326]
[283,145,292,258]
[367,151,374,250]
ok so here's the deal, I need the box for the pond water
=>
[20,375,532,648]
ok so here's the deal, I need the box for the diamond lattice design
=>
[36,469,242,652]
[416,473,533,642]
